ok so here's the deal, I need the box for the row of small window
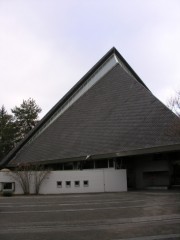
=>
[57,180,89,188]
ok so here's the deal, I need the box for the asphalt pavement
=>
[0,191,180,240]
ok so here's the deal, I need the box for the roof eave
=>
[7,143,180,168]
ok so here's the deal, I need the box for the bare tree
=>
[167,91,180,117]
[33,165,50,195]
[9,164,50,195]
[167,91,180,136]
[9,164,32,195]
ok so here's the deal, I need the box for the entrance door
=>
[143,171,169,187]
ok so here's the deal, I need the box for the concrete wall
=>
[0,171,24,194]
[0,169,127,195]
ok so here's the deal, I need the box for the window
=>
[83,180,89,187]
[64,162,73,170]
[74,181,80,187]
[83,160,94,169]
[66,181,71,187]
[95,159,108,168]
[109,159,114,168]
[57,181,62,188]
[3,182,14,190]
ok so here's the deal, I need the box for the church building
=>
[1,47,180,194]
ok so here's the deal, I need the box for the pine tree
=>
[11,98,42,143]
[0,106,16,160]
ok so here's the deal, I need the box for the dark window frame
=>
[57,181,62,188]
[66,181,71,188]
[83,180,89,187]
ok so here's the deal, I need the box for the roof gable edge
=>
[0,47,150,168]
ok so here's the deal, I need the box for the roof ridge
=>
[0,48,152,168]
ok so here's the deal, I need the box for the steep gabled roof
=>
[1,47,180,167]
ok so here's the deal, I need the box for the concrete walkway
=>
[0,191,180,240]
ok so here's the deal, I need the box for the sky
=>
[0,0,180,118]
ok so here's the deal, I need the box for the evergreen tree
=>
[11,98,42,142]
[0,106,16,160]
[0,99,42,161]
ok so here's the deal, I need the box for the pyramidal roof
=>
[2,47,180,167]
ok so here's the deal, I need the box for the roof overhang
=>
[7,143,180,168]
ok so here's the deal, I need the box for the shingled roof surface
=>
[9,55,180,166]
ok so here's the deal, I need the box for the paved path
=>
[0,191,180,240]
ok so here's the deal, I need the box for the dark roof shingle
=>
[11,63,180,165]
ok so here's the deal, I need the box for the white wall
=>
[0,169,127,195]
[0,171,24,194]
[104,169,127,192]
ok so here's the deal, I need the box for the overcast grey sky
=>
[0,0,180,117]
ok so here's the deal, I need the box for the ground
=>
[0,191,180,240]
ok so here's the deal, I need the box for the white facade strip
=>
[0,169,127,194]
[114,54,136,80]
